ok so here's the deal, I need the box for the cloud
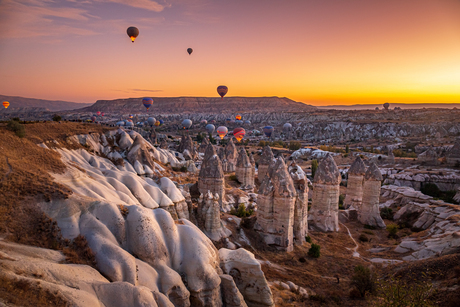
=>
[131,89,163,93]
[99,0,169,12]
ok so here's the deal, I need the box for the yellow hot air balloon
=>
[3,101,10,109]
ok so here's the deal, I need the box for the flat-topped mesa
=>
[447,139,460,165]
[344,156,366,209]
[222,138,238,172]
[198,192,231,241]
[258,145,275,182]
[288,162,309,245]
[126,135,156,176]
[255,157,296,252]
[359,162,386,228]
[309,154,341,232]
[198,144,225,206]
[178,135,197,160]
[417,147,439,165]
[235,147,255,190]
[198,137,210,154]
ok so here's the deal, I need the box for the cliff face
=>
[79,96,316,114]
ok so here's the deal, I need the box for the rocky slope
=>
[0,94,90,111]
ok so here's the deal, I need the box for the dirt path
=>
[0,157,12,183]
[340,222,360,258]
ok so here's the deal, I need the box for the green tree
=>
[289,141,302,151]
[346,145,349,153]
[52,114,62,122]
[7,119,26,138]
[308,243,321,258]
[311,159,318,179]
[351,265,376,298]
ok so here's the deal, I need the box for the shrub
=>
[7,119,26,138]
[359,234,369,242]
[305,235,312,243]
[308,243,321,258]
[346,145,349,153]
[351,265,376,298]
[421,183,441,198]
[386,223,399,238]
[364,224,376,230]
[230,204,254,218]
[180,166,188,172]
[52,114,62,122]
[380,207,394,220]
[339,194,345,209]
[289,141,302,151]
[228,174,239,182]
[311,159,318,178]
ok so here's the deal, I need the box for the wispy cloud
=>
[131,88,163,93]
[98,0,169,12]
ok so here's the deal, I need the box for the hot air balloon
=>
[116,121,125,126]
[101,112,105,117]
[383,102,390,110]
[143,97,153,110]
[126,121,134,128]
[216,126,228,139]
[235,115,242,120]
[205,124,215,134]
[129,114,133,119]
[217,85,228,100]
[235,119,243,124]
[127,119,133,123]
[210,120,216,124]
[3,101,9,109]
[283,123,292,132]
[155,120,160,126]
[201,120,208,124]
[91,116,96,123]
[182,119,192,129]
[127,26,139,43]
[225,118,232,123]
[244,120,251,125]
[159,119,164,126]
[233,127,246,142]
[263,126,274,137]
[96,111,101,116]
[187,48,193,55]
[147,117,156,126]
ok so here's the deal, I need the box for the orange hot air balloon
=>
[233,127,245,142]
[3,101,10,109]
[216,126,228,140]
[235,114,242,120]
[154,120,160,126]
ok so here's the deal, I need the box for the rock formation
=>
[308,154,341,232]
[235,147,254,190]
[359,162,386,228]
[222,138,238,172]
[417,147,439,165]
[288,162,309,244]
[344,156,366,209]
[159,138,168,149]
[219,248,275,307]
[255,157,296,251]
[126,135,156,176]
[198,144,225,206]
[220,275,248,307]
[447,139,460,165]
[197,191,231,241]
[199,137,210,153]
[178,134,197,160]
[258,145,275,182]
[387,150,395,165]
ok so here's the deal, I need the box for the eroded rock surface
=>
[258,146,275,182]
[222,138,238,172]
[236,147,255,190]
[359,162,385,228]
[289,162,308,244]
[344,156,366,209]
[198,144,225,206]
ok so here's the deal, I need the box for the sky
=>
[0,0,460,106]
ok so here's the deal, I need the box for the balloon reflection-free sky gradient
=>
[0,0,459,106]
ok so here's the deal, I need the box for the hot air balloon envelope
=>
[201,120,207,124]
[147,117,156,126]
[233,127,246,142]
[159,119,164,125]
[127,26,139,42]
[216,126,228,140]
[126,121,134,127]
[101,112,105,117]
[283,123,292,131]
[217,85,228,99]
[235,115,242,120]
[182,119,192,129]
[116,121,125,126]
[187,48,193,55]
[205,124,215,134]
[263,126,274,137]
[143,97,153,110]
[96,111,101,116]
[3,101,9,109]
[91,116,96,122]
[155,121,160,126]
[244,120,251,125]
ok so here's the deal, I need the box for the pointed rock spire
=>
[348,156,366,175]
[313,154,341,185]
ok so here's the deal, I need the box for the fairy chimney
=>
[258,145,275,182]
[222,138,238,172]
[359,162,386,228]
[197,192,231,241]
[308,154,341,232]
[255,157,296,252]
[198,144,225,206]
[235,147,255,190]
[288,162,309,244]
[198,137,210,154]
[344,156,366,209]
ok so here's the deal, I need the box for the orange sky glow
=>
[0,0,459,106]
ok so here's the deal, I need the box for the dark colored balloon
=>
[217,85,228,100]
[159,119,164,126]
[263,126,274,137]
[187,48,193,55]
[91,116,96,122]
[127,27,139,43]
[143,97,153,110]
[206,124,215,134]
[383,102,390,110]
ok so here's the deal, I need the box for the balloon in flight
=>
[235,115,242,120]
[263,126,274,137]
[91,116,96,123]
[143,97,153,110]
[217,86,228,100]
[147,117,156,126]
[127,27,139,43]
[154,120,160,126]
[205,124,215,134]
[216,126,228,139]
[3,101,9,109]
[187,48,193,55]
[182,119,192,129]
[159,119,164,126]
[201,120,207,124]
[96,111,101,116]
[283,123,292,132]
[233,127,246,142]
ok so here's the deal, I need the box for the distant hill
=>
[78,96,317,114]
[317,103,460,110]
[0,95,92,112]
